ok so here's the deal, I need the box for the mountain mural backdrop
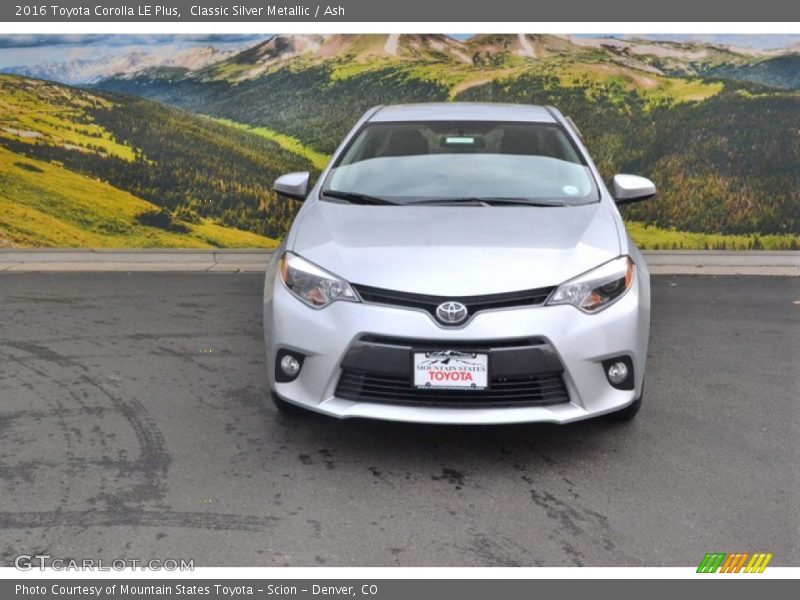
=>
[1,34,798,249]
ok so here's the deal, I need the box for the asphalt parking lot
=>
[0,272,797,567]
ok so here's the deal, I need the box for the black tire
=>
[270,391,307,415]
[606,394,642,422]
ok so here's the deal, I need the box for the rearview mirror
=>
[612,174,656,205]
[274,171,310,201]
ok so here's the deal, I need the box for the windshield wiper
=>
[321,190,398,205]
[407,197,566,207]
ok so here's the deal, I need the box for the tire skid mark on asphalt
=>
[0,341,84,551]
[0,509,279,531]
[0,338,280,535]
[4,341,89,371]
[461,530,534,567]
[0,406,111,422]
[500,442,645,566]
[5,294,83,305]
[128,331,261,342]
[1,346,85,496]
[525,485,617,566]
[1,330,259,346]
[151,345,222,373]
[0,460,59,484]
[1,353,50,379]
[78,373,170,505]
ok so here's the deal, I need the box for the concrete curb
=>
[644,251,799,276]
[0,249,798,275]
[0,249,272,273]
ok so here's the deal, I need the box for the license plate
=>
[413,350,488,390]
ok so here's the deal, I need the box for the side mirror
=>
[612,174,656,205]
[274,171,310,201]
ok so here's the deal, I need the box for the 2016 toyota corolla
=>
[263,103,655,424]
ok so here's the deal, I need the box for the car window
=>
[323,121,598,205]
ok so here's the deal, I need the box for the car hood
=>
[290,201,621,295]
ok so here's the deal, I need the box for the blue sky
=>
[0,34,797,70]
[0,35,263,69]
[616,34,800,49]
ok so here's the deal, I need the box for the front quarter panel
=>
[285,105,384,251]
[263,241,287,387]
[631,235,651,391]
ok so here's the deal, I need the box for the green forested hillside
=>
[98,36,800,238]
[457,79,800,235]
[99,65,451,155]
[0,74,313,246]
[4,35,799,249]
[702,54,800,90]
[0,145,275,248]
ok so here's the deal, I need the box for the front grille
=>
[336,370,569,408]
[352,284,554,324]
[358,334,547,349]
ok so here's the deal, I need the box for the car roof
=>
[369,102,557,123]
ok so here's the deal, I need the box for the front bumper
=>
[263,268,650,424]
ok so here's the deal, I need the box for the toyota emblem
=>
[435,301,469,325]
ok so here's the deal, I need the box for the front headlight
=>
[547,256,634,313]
[278,252,358,308]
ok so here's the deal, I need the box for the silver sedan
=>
[264,102,654,424]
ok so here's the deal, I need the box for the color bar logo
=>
[697,552,773,573]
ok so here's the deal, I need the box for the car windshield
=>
[321,120,598,205]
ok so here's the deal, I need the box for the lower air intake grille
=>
[335,370,569,408]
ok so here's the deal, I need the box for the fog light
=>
[280,355,301,377]
[275,349,305,382]
[607,362,629,385]
[602,356,634,390]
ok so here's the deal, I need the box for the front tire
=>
[606,394,642,422]
[270,391,306,416]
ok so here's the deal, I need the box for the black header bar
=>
[2,0,798,22]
